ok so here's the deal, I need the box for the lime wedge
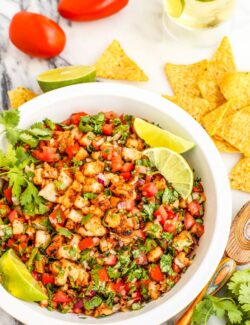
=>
[134,118,194,153]
[37,65,96,92]
[144,147,193,199]
[165,0,185,18]
[0,249,47,301]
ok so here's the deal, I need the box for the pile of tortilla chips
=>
[164,37,250,193]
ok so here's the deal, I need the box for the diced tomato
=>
[70,112,87,125]
[8,210,18,223]
[32,271,39,281]
[125,199,135,211]
[163,220,177,233]
[120,163,134,172]
[66,143,80,159]
[142,183,158,197]
[105,111,117,120]
[42,273,54,285]
[19,234,28,243]
[135,252,148,265]
[49,207,66,226]
[172,263,181,273]
[7,238,15,248]
[53,291,72,303]
[111,156,123,172]
[78,238,94,250]
[110,196,120,208]
[102,123,114,135]
[101,145,113,160]
[97,268,109,282]
[113,280,129,296]
[32,146,59,162]
[104,255,117,266]
[188,201,201,216]
[132,290,142,302]
[135,165,147,174]
[4,187,12,203]
[20,242,27,250]
[193,183,203,193]
[120,172,131,180]
[154,205,167,224]
[191,223,204,237]
[149,265,164,282]
[184,212,195,230]
[134,229,146,240]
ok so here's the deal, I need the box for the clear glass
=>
[163,0,236,47]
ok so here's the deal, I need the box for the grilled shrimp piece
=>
[0,204,10,217]
[174,252,190,269]
[74,148,88,161]
[122,147,143,161]
[46,235,64,258]
[78,216,106,237]
[172,231,193,251]
[79,132,95,147]
[99,238,117,252]
[39,182,58,203]
[70,180,83,192]
[153,176,167,191]
[43,163,59,179]
[83,205,104,218]
[75,171,85,184]
[12,219,24,235]
[104,210,121,228]
[126,138,144,150]
[57,170,73,190]
[35,230,51,249]
[147,246,163,262]
[33,168,43,185]
[92,193,110,212]
[57,245,80,261]
[144,222,162,239]
[74,196,89,209]
[83,161,104,176]
[94,304,113,317]
[104,173,120,184]
[82,178,103,194]
[67,209,83,223]
[111,183,136,199]
[148,282,160,300]
[50,261,69,286]
[59,188,76,208]
[62,259,89,287]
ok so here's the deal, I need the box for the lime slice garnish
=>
[143,147,193,199]
[37,65,96,92]
[0,249,47,301]
[134,118,194,154]
[165,0,185,18]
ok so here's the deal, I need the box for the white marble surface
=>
[0,0,249,324]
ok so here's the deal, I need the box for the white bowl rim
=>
[0,83,232,325]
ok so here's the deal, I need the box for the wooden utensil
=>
[225,201,250,264]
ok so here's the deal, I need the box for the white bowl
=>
[0,83,231,325]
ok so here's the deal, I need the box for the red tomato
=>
[104,255,117,266]
[134,229,146,240]
[66,143,80,159]
[125,199,135,211]
[188,201,201,216]
[120,163,134,172]
[53,291,72,303]
[4,187,12,203]
[135,165,147,174]
[70,112,87,125]
[120,172,131,180]
[78,238,94,250]
[184,212,195,230]
[97,268,109,282]
[113,280,129,296]
[32,271,39,281]
[49,207,66,226]
[42,273,54,285]
[8,210,18,223]
[58,0,129,21]
[191,223,204,237]
[32,146,60,162]
[154,205,167,224]
[111,156,123,172]
[101,145,113,160]
[9,12,66,58]
[142,183,158,197]
[102,124,114,135]
[105,111,118,120]
[135,252,148,265]
[149,265,164,282]
[172,263,181,273]
[163,220,177,233]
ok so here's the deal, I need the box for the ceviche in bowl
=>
[0,83,231,325]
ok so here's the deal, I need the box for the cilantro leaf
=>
[0,145,17,168]
[58,228,73,238]
[84,296,102,310]
[192,297,213,325]
[228,269,250,295]
[160,254,174,275]
[162,188,179,204]
[19,132,39,147]
[5,128,20,145]
[238,283,250,312]
[0,109,20,128]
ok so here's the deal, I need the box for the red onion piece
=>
[73,299,83,309]
[97,173,107,185]
[117,201,126,209]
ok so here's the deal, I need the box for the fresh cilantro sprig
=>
[192,268,250,325]
[0,145,48,215]
[0,110,52,146]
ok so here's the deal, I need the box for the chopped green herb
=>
[84,193,97,199]
[162,188,179,205]
[58,228,73,238]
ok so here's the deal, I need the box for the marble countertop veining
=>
[0,0,250,324]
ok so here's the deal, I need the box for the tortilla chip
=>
[198,37,236,107]
[165,60,207,97]
[229,157,250,192]
[95,40,148,81]
[212,135,239,153]
[201,98,250,136]
[216,106,250,156]
[163,94,211,122]
[220,72,250,101]
[8,87,37,109]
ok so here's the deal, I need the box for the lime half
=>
[37,65,96,92]
[0,249,47,301]
[134,118,194,154]
[165,0,185,18]
[144,147,193,199]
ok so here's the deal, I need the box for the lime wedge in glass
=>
[37,65,96,92]
[0,249,47,301]
[165,0,185,18]
[144,147,193,199]
[134,118,194,153]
